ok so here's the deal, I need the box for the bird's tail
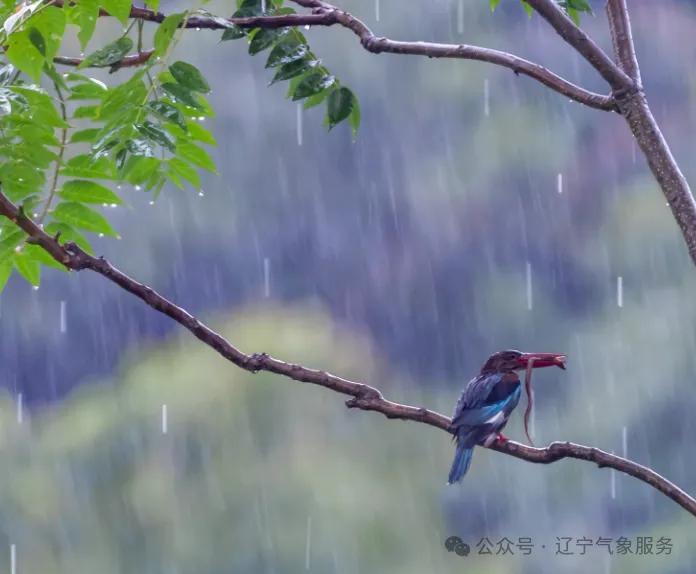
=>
[447,442,474,484]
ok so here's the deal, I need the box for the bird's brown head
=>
[480,349,566,374]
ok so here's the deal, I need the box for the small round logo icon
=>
[444,536,470,557]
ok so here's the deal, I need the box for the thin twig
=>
[37,78,68,224]
[0,189,694,518]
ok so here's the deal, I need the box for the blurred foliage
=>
[0,303,692,572]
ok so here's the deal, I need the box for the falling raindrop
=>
[10,544,15,574]
[526,261,533,310]
[161,404,168,434]
[60,300,67,333]
[375,0,380,21]
[304,24,310,30]
[263,257,271,298]
[198,191,205,197]
[609,450,616,500]
[32,285,39,291]
[622,426,627,458]
[135,185,142,191]
[483,78,490,117]
[557,172,563,194]
[617,276,623,308]
[305,515,312,570]
[261,0,266,12]
[16,393,22,424]
[297,103,303,146]
[456,0,464,34]
[149,200,155,206]
[610,458,616,499]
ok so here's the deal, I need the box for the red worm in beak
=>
[523,358,535,446]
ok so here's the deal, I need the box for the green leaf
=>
[101,0,132,25]
[0,160,46,201]
[45,222,94,254]
[33,6,66,59]
[73,104,100,119]
[120,155,161,185]
[79,37,133,68]
[325,86,355,129]
[98,72,146,118]
[135,121,176,152]
[348,94,361,139]
[169,61,211,94]
[0,228,25,260]
[168,157,200,188]
[68,78,108,100]
[249,28,287,55]
[24,244,67,271]
[303,86,330,110]
[28,27,46,56]
[146,101,187,130]
[233,0,266,17]
[271,58,317,84]
[3,0,43,36]
[154,12,185,56]
[266,34,308,68]
[60,180,123,205]
[53,201,119,236]
[291,72,335,101]
[176,141,216,172]
[145,0,159,10]
[14,251,40,286]
[490,0,501,11]
[221,26,246,41]
[0,258,13,293]
[69,128,100,144]
[185,121,216,145]
[6,31,44,81]
[161,82,204,110]
[68,0,100,48]
[60,155,117,179]
[12,86,68,127]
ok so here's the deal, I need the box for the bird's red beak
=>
[518,352,566,370]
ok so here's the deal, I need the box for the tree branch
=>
[523,0,633,90]
[53,50,154,69]
[1,189,694,517]
[48,0,614,110]
[605,0,641,83]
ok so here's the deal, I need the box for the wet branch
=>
[53,50,154,69]
[1,189,695,518]
[47,0,614,111]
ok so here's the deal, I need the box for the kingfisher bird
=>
[447,349,566,484]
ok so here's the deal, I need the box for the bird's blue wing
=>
[451,373,504,418]
[452,386,521,427]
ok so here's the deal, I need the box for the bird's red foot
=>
[496,433,509,445]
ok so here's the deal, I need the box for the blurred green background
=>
[1,0,696,571]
